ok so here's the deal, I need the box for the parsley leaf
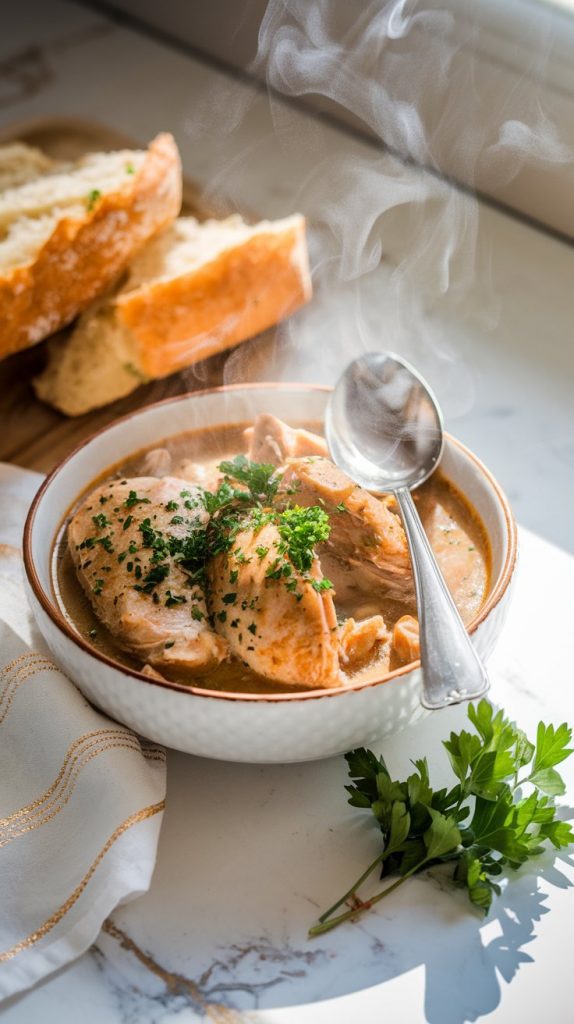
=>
[423,809,461,861]
[529,722,573,795]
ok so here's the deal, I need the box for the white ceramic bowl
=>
[24,384,517,763]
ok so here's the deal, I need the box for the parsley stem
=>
[309,863,424,937]
[513,773,532,792]
[317,851,385,924]
[455,785,468,814]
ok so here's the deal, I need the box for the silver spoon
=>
[325,351,489,710]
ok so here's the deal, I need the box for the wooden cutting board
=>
[0,117,269,473]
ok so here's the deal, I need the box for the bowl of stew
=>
[23,384,517,763]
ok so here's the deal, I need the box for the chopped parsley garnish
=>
[81,458,336,626]
[201,480,249,516]
[265,558,287,581]
[86,188,101,211]
[93,579,104,595]
[138,563,169,592]
[311,578,334,592]
[193,460,334,601]
[124,490,151,508]
[277,505,331,573]
[218,454,281,503]
[285,579,303,600]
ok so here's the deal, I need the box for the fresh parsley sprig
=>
[309,700,573,936]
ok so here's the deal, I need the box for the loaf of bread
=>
[0,133,181,358]
[33,212,312,416]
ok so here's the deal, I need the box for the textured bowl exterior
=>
[24,385,517,763]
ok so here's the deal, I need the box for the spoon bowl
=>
[325,352,444,492]
[326,352,490,711]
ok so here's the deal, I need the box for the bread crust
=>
[115,215,312,378]
[0,133,181,358]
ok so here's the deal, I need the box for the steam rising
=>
[185,0,571,418]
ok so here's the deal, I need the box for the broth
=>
[53,420,491,693]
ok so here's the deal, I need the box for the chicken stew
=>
[53,414,490,694]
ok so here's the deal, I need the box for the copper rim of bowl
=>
[23,383,518,704]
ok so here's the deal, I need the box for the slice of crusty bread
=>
[0,142,59,192]
[33,213,312,416]
[0,133,181,358]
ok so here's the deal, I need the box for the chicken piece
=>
[141,663,168,682]
[282,457,413,600]
[392,615,420,666]
[244,413,328,466]
[338,615,389,671]
[171,458,222,490]
[206,520,341,688]
[68,476,228,679]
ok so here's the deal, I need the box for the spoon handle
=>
[394,486,490,710]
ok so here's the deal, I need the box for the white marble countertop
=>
[1,2,573,1021]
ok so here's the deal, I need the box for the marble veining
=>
[74,844,572,1024]
[96,918,333,1017]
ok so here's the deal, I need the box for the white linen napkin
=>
[0,464,167,1002]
